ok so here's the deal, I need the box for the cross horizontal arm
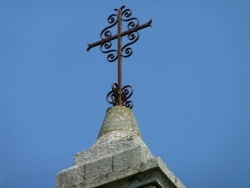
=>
[87,19,152,52]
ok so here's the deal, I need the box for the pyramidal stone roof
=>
[56,106,185,188]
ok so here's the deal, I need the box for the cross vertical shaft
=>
[117,8,122,106]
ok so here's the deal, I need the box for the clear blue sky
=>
[0,1,250,187]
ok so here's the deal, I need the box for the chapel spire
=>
[56,6,185,188]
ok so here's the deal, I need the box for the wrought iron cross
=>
[87,6,152,109]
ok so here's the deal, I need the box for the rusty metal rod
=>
[117,8,122,106]
[87,19,152,52]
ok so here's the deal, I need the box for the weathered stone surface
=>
[56,165,84,188]
[98,106,141,138]
[74,106,150,166]
[85,156,112,180]
[112,146,152,172]
[56,106,185,188]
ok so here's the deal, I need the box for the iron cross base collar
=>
[87,5,152,109]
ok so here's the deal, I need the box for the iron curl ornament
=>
[106,83,133,109]
[87,5,152,109]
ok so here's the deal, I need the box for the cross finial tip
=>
[87,44,91,52]
[115,5,125,11]
[148,19,153,26]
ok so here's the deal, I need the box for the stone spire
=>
[56,106,185,188]
[56,5,185,188]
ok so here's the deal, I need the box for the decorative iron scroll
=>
[95,6,144,62]
[106,83,133,109]
[87,5,152,109]
[99,12,118,62]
